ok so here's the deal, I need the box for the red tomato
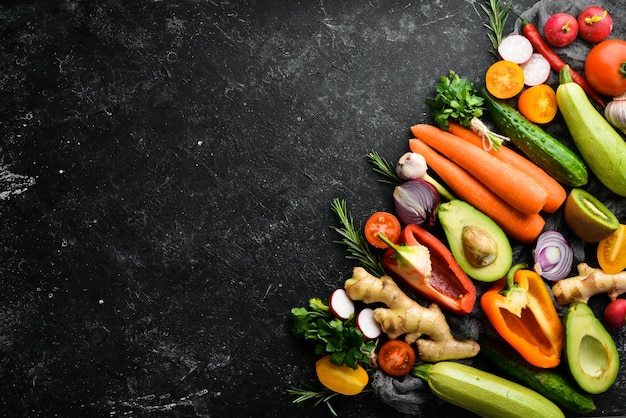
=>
[377,340,416,376]
[364,211,401,249]
[585,40,626,97]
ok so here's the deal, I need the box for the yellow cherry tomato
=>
[485,60,525,99]
[598,224,626,274]
[518,84,558,124]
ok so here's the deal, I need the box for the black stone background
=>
[1,0,624,417]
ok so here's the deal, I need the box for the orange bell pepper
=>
[480,264,563,368]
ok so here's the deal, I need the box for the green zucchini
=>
[556,67,626,197]
[480,88,588,187]
[413,361,565,418]
[480,337,596,414]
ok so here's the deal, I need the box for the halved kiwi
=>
[564,188,619,242]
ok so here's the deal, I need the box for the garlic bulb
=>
[395,152,427,180]
[604,93,626,135]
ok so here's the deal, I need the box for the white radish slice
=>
[498,34,533,64]
[329,288,355,320]
[356,308,382,339]
[520,53,551,86]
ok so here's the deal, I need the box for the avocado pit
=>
[462,226,498,267]
[437,200,512,282]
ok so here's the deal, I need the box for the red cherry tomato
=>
[377,339,416,376]
[585,40,626,97]
[364,211,401,249]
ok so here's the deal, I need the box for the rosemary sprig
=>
[288,387,340,416]
[366,150,402,185]
[481,0,511,57]
[330,198,386,278]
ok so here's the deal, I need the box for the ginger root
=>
[344,266,480,362]
[551,263,626,305]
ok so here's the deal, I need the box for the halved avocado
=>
[437,199,512,282]
[565,302,619,394]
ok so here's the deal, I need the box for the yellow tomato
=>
[598,224,626,274]
[485,60,525,99]
[315,355,368,395]
[518,84,558,124]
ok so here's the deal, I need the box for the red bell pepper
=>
[480,264,564,368]
[381,224,476,315]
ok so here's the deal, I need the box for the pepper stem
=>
[377,232,401,252]
[503,263,527,292]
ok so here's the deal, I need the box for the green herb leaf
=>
[330,198,386,278]
[481,0,511,57]
[288,386,340,416]
[426,70,484,129]
[289,296,374,369]
[367,150,402,186]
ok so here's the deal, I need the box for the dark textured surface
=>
[1,0,624,417]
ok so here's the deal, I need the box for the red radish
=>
[498,34,533,64]
[329,288,355,319]
[356,308,382,339]
[578,6,613,43]
[544,13,578,47]
[603,299,626,329]
[520,53,551,86]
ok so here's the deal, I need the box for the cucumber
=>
[556,67,626,197]
[413,361,565,418]
[480,88,588,187]
[480,337,596,414]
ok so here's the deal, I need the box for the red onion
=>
[533,230,573,281]
[393,179,440,226]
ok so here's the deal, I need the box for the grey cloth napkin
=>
[514,0,625,80]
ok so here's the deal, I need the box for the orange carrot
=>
[447,122,566,213]
[410,124,548,215]
[409,137,545,244]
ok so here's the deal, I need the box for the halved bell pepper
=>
[480,264,564,368]
[381,223,476,315]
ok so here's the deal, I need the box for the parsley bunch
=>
[290,298,375,370]
[426,70,485,130]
